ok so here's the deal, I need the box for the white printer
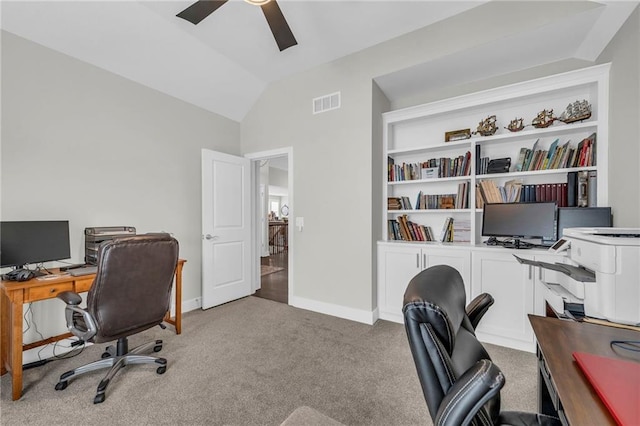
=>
[561,227,640,325]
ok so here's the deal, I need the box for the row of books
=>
[476,171,596,207]
[514,133,596,172]
[389,183,470,211]
[439,217,471,243]
[476,179,523,205]
[388,215,436,242]
[387,152,472,182]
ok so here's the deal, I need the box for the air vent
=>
[312,91,341,114]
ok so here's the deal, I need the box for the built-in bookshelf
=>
[382,64,609,246]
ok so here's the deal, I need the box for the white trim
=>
[245,147,294,303]
[475,332,535,354]
[182,296,201,313]
[290,296,378,325]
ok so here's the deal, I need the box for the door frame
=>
[244,147,294,303]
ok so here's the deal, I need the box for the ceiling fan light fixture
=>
[244,0,271,5]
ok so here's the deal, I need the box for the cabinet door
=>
[472,251,535,351]
[377,245,422,323]
[423,249,471,304]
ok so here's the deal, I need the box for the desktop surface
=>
[529,315,640,425]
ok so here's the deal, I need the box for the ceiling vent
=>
[312,92,341,114]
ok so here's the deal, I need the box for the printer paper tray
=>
[513,255,595,282]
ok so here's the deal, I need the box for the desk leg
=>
[174,262,182,335]
[9,292,24,400]
[1,290,10,375]
[164,263,183,335]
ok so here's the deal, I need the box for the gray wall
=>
[241,2,640,316]
[1,31,240,340]
[597,6,640,227]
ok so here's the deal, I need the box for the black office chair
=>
[403,265,561,426]
[55,234,179,404]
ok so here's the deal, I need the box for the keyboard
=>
[69,266,98,276]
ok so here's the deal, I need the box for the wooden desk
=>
[529,315,640,425]
[0,259,185,401]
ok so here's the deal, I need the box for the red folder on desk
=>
[573,351,640,426]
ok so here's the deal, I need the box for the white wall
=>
[240,2,639,320]
[1,31,240,343]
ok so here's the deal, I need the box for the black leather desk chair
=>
[403,265,560,426]
[55,234,179,403]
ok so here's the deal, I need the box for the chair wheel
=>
[55,381,68,391]
[94,393,105,404]
[156,366,166,374]
[153,345,162,352]
[101,352,111,359]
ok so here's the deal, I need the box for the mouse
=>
[15,270,34,282]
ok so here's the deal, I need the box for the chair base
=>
[55,337,167,404]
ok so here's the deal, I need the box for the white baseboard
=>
[290,296,377,325]
[476,332,536,353]
[23,338,92,365]
[181,297,202,313]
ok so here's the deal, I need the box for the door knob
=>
[204,234,218,240]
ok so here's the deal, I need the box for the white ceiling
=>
[1,1,637,122]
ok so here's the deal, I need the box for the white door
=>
[201,149,252,309]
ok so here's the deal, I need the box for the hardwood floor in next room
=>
[255,251,288,304]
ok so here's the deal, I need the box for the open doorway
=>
[246,148,292,305]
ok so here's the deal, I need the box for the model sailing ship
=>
[557,100,592,123]
[532,109,556,128]
[473,115,498,136]
[505,117,525,132]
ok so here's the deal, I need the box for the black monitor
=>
[1,221,71,269]
[557,207,613,237]
[482,202,557,248]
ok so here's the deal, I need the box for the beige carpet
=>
[1,296,537,425]
[261,264,284,276]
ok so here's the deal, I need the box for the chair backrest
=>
[87,234,179,342]
[403,265,500,425]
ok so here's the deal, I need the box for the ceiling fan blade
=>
[176,0,228,25]
[261,1,297,52]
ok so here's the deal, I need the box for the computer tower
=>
[84,226,136,265]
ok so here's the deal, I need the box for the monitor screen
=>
[482,202,557,241]
[0,221,71,268]
[557,207,612,237]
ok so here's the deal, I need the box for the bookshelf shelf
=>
[378,65,610,350]
[382,64,609,246]
[388,209,471,214]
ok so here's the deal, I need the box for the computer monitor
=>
[0,221,71,269]
[557,207,612,237]
[482,202,557,248]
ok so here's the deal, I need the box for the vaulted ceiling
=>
[1,1,637,121]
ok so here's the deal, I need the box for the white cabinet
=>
[471,250,535,352]
[377,242,470,323]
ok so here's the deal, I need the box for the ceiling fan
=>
[176,0,297,52]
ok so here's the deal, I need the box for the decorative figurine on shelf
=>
[504,117,526,132]
[473,115,498,136]
[532,109,556,128]
[557,99,592,123]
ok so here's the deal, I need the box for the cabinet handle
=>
[416,254,420,269]
[528,265,532,280]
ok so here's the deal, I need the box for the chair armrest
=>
[57,291,82,305]
[56,292,97,342]
[435,359,505,426]
[466,293,494,330]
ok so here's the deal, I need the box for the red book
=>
[535,185,541,202]
[573,352,640,426]
[551,183,558,204]
[545,184,552,202]
[560,183,568,207]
